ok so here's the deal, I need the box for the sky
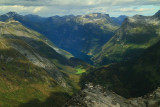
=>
[0,0,159,17]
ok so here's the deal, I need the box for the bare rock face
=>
[64,83,160,107]
[10,42,68,87]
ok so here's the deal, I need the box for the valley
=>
[0,12,120,63]
[0,9,160,107]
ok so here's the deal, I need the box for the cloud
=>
[118,8,155,12]
[0,5,45,13]
[33,6,45,13]
[0,0,159,16]
[0,0,160,7]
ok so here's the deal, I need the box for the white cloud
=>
[0,5,32,12]
[118,8,155,12]
[0,0,160,7]
[33,6,45,13]
[0,0,159,16]
[136,8,155,12]
[0,5,47,14]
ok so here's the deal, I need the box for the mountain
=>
[154,10,160,18]
[0,12,73,59]
[48,13,119,57]
[24,14,47,22]
[94,10,160,65]
[65,84,160,107]
[0,19,82,106]
[81,38,160,98]
[0,12,120,63]
[111,15,127,25]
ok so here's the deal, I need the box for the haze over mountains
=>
[0,10,160,107]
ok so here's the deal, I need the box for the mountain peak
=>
[118,15,127,18]
[84,13,110,19]
[93,13,109,17]
[5,12,19,17]
[154,10,160,17]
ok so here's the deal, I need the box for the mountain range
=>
[0,12,122,64]
[0,10,160,107]
[94,10,160,65]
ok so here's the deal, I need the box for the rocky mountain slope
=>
[81,34,160,98]
[0,12,120,63]
[0,19,82,107]
[94,10,160,65]
[65,84,160,107]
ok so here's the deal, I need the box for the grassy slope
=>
[0,20,83,107]
[0,39,77,107]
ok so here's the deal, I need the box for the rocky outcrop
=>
[64,83,160,107]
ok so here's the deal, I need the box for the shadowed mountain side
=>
[81,39,160,98]
[18,92,71,107]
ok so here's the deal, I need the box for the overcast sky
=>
[0,0,159,17]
